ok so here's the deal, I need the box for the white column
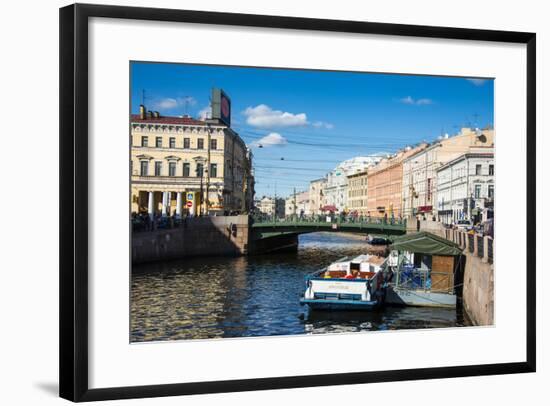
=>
[167,192,172,216]
[176,192,182,217]
[162,192,168,217]
[147,191,154,219]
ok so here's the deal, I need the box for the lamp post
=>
[193,156,207,216]
[205,123,211,215]
[408,160,419,219]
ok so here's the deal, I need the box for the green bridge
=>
[250,218,407,240]
[248,218,407,254]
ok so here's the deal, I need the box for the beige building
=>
[308,178,327,215]
[286,190,310,217]
[130,105,253,217]
[258,196,285,218]
[347,171,369,215]
[324,156,381,213]
[402,127,494,219]
[367,144,428,219]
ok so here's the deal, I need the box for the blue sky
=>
[131,62,494,198]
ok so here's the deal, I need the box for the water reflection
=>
[131,232,467,342]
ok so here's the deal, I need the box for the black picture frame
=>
[59,3,536,402]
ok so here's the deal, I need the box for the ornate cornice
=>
[135,154,154,160]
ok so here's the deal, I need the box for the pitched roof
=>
[390,231,463,256]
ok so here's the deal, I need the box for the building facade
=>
[402,127,494,219]
[285,190,310,217]
[308,177,327,216]
[347,170,369,215]
[258,196,285,218]
[366,145,427,219]
[436,153,494,225]
[324,156,380,213]
[130,103,253,217]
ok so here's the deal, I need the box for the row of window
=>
[475,163,494,176]
[349,199,368,208]
[140,136,218,150]
[340,181,495,207]
[348,189,368,198]
[417,164,494,184]
[138,161,218,178]
[349,178,368,187]
[474,184,495,199]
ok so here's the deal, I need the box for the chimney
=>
[139,104,146,120]
[153,111,160,118]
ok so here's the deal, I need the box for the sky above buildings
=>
[131,62,494,198]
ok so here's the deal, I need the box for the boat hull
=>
[300,298,380,311]
[385,286,456,308]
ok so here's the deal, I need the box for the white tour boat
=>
[300,254,387,311]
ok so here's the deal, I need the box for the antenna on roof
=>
[182,96,191,117]
[141,89,147,106]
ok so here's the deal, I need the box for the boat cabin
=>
[389,232,463,294]
[324,254,386,279]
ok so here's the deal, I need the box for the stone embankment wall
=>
[132,215,249,264]
[461,251,494,326]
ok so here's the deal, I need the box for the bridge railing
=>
[251,214,407,227]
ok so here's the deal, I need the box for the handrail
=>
[250,215,407,227]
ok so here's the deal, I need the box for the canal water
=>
[131,232,468,342]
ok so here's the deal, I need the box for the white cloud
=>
[312,121,335,129]
[154,98,179,110]
[243,104,308,128]
[466,78,488,86]
[198,105,211,120]
[151,96,197,112]
[399,96,433,105]
[416,98,432,105]
[251,132,288,148]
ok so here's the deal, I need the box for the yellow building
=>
[347,171,369,215]
[130,103,253,217]
[308,177,327,215]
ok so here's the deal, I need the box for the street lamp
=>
[193,156,207,216]
[205,123,212,215]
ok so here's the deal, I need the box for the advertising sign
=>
[211,88,231,126]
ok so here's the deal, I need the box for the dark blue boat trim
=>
[314,292,363,301]
[300,298,379,310]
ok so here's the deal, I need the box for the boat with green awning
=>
[385,232,463,308]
